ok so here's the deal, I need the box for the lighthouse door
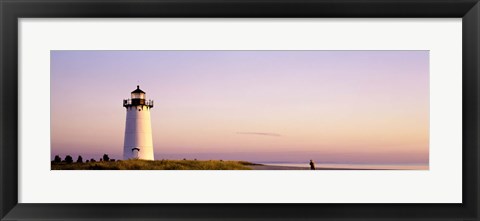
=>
[132,148,140,159]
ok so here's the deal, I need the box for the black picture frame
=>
[1,0,479,220]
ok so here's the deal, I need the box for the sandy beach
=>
[249,165,309,170]
[247,164,425,170]
[248,165,379,170]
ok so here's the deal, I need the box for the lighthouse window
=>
[132,93,145,99]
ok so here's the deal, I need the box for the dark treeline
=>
[52,154,116,164]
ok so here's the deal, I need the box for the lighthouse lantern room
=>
[123,85,155,160]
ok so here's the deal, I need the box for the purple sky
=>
[51,51,429,164]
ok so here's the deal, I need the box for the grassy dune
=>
[51,159,257,170]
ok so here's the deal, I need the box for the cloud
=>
[236,132,282,137]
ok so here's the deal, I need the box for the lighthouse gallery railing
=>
[123,99,154,108]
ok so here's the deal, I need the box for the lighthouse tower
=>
[123,85,155,160]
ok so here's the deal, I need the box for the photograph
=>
[3,0,478,219]
[50,50,429,170]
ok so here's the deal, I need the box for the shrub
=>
[65,155,73,164]
[76,155,83,163]
[90,159,96,162]
[54,155,61,163]
[103,154,110,162]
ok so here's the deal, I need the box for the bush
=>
[103,154,110,162]
[65,155,73,164]
[54,155,61,163]
[90,159,96,162]
[76,156,83,163]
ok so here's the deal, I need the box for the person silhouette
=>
[309,160,316,170]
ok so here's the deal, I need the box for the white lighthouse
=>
[123,85,155,160]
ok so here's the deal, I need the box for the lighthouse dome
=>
[131,85,145,99]
[132,85,145,94]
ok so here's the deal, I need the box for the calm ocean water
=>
[257,163,429,170]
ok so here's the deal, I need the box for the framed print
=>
[1,0,479,220]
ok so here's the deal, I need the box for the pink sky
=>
[51,51,429,164]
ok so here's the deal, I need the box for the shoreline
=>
[249,164,427,170]
[249,165,379,170]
